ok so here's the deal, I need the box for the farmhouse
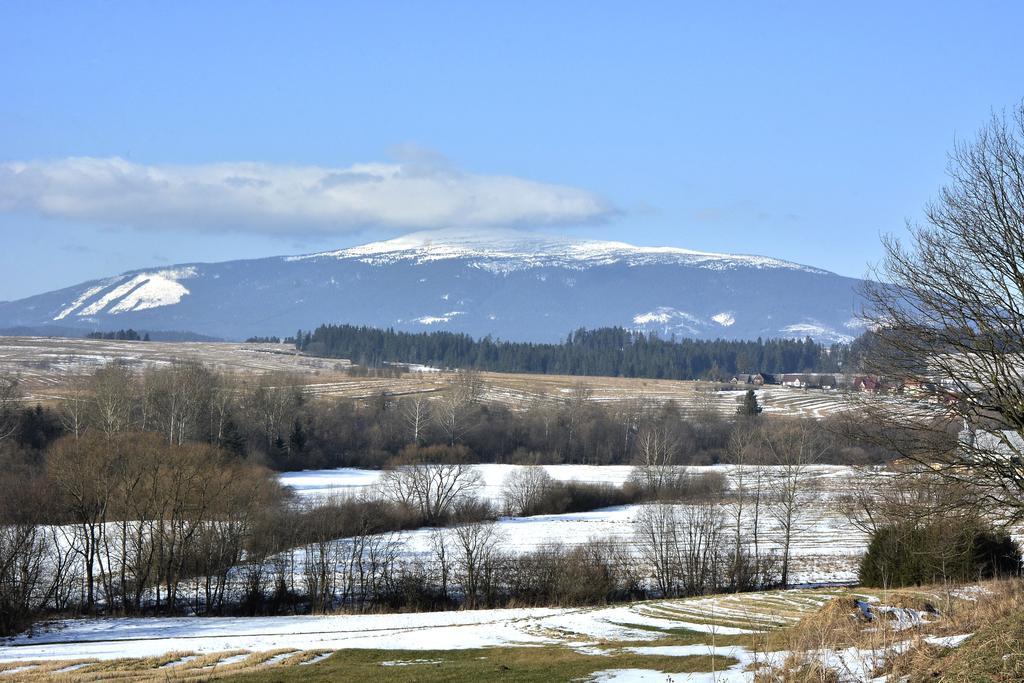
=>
[852,376,881,393]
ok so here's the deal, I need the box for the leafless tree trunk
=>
[429,527,452,602]
[400,395,430,445]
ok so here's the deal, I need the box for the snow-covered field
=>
[281,464,868,585]
[0,586,973,683]
[0,587,834,663]
[281,463,639,502]
[280,463,856,503]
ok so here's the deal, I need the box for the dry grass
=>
[8,583,1018,681]
[1,336,863,419]
[757,579,1024,682]
[0,648,339,682]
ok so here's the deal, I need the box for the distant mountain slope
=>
[0,229,867,343]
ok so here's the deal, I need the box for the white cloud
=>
[0,156,614,233]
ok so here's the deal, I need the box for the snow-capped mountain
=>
[0,229,867,343]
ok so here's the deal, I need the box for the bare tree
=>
[429,527,453,602]
[243,373,302,453]
[761,421,828,586]
[89,363,136,436]
[634,503,681,597]
[0,524,53,634]
[633,422,680,494]
[0,373,21,443]
[46,433,119,612]
[378,446,483,524]
[632,402,692,494]
[561,381,593,461]
[860,102,1024,518]
[501,467,557,516]
[634,502,726,598]
[612,397,646,461]
[838,464,974,536]
[726,423,766,587]
[400,394,431,445]
[58,372,89,440]
[434,371,482,446]
[677,501,725,595]
[451,522,502,608]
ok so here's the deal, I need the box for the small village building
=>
[852,376,880,393]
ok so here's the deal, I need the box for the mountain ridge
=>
[0,230,867,344]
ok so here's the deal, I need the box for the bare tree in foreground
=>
[860,102,1024,518]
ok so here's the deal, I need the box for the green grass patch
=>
[228,646,739,682]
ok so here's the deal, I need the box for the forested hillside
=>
[297,325,850,380]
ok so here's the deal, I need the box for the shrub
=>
[624,468,727,502]
[860,517,1021,587]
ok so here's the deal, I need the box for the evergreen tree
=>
[295,324,844,381]
[738,389,762,417]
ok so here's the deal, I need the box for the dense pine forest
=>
[296,325,851,380]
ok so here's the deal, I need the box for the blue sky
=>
[1,1,1022,300]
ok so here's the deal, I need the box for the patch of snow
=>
[949,585,991,601]
[0,608,559,662]
[53,285,108,321]
[924,633,972,648]
[712,312,735,327]
[56,268,197,319]
[589,669,675,682]
[380,658,444,666]
[632,307,708,334]
[412,311,465,325]
[210,653,251,668]
[781,322,853,344]
[843,316,870,330]
[299,652,333,666]
[159,654,200,668]
[0,665,37,676]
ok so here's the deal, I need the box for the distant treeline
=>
[295,325,850,379]
[86,329,150,341]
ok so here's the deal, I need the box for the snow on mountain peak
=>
[53,267,197,321]
[288,229,827,274]
[712,312,736,327]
